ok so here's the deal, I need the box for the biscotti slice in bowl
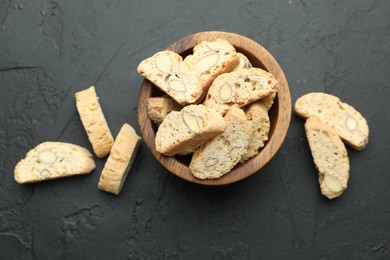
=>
[184,38,239,93]
[98,123,141,195]
[155,104,225,156]
[14,142,96,184]
[75,86,114,158]
[203,67,279,115]
[240,102,270,162]
[147,96,182,126]
[189,107,251,179]
[295,92,369,150]
[137,50,203,106]
[232,52,252,72]
[261,93,276,111]
[305,117,350,199]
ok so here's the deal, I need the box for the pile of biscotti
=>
[137,39,279,179]
[294,92,369,199]
[14,86,141,195]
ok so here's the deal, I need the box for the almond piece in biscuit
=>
[295,92,369,150]
[98,123,141,195]
[75,86,114,158]
[305,117,350,199]
[14,142,96,184]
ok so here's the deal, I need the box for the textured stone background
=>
[1,0,390,259]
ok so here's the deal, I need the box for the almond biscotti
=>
[261,93,276,111]
[184,39,239,91]
[240,102,270,162]
[155,104,226,156]
[147,96,182,126]
[98,123,141,195]
[203,67,279,115]
[75,86,114,158]
[232,52,252,72]
[305,117,350,199]
[189,107,251,179]
[14,142,96,184]
[295,92,369,150]
[137,50,203,106]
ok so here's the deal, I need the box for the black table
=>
[1,1,389,259]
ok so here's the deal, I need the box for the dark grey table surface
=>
[1,1,390,259]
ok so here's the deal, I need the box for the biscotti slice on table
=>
[232,52,252,72]
[304,117,350,199]
[14,142,96,184]
[184,39,239,91]
[189,107,251,179]
[204,67,279,115]
[137,50,203,106]
[155,104,225,156]
[240,102,270,162]
[147,96,182,126]
[98,123,141,195]
[75,86,114,158]
[295,92,369,150]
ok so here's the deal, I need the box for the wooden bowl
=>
[138,31,291,185]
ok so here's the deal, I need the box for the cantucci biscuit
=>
[261,93,276,111]
[240,102,270,162]
[14,142,96,184]
[305,117,350,199]
[98,123,141,195]
[295,92,369,150]
[137,50,203,106]
[189,107,251,179]
[204,68,279,115]
[155,104,225,156]
[232,52,252,72]
[184,39,239,91]
[147,96,182,126]
[75,86,114,158]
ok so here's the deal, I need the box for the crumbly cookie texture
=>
[14,142,96,184]
[75,86,114,158]
[295,92,369,150]
[155,104,226,156]
[147,96,182,126]
[240,102,270,162]
[203,67,279,115]
[232,52,252,72]
[304,117,350,199]
[189,107,251,179]
[184,39,239,93]
[98,123,141,195]
[137,50,203,106]
[261,93,276,111]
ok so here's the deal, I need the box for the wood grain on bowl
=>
[138,31,291,185]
